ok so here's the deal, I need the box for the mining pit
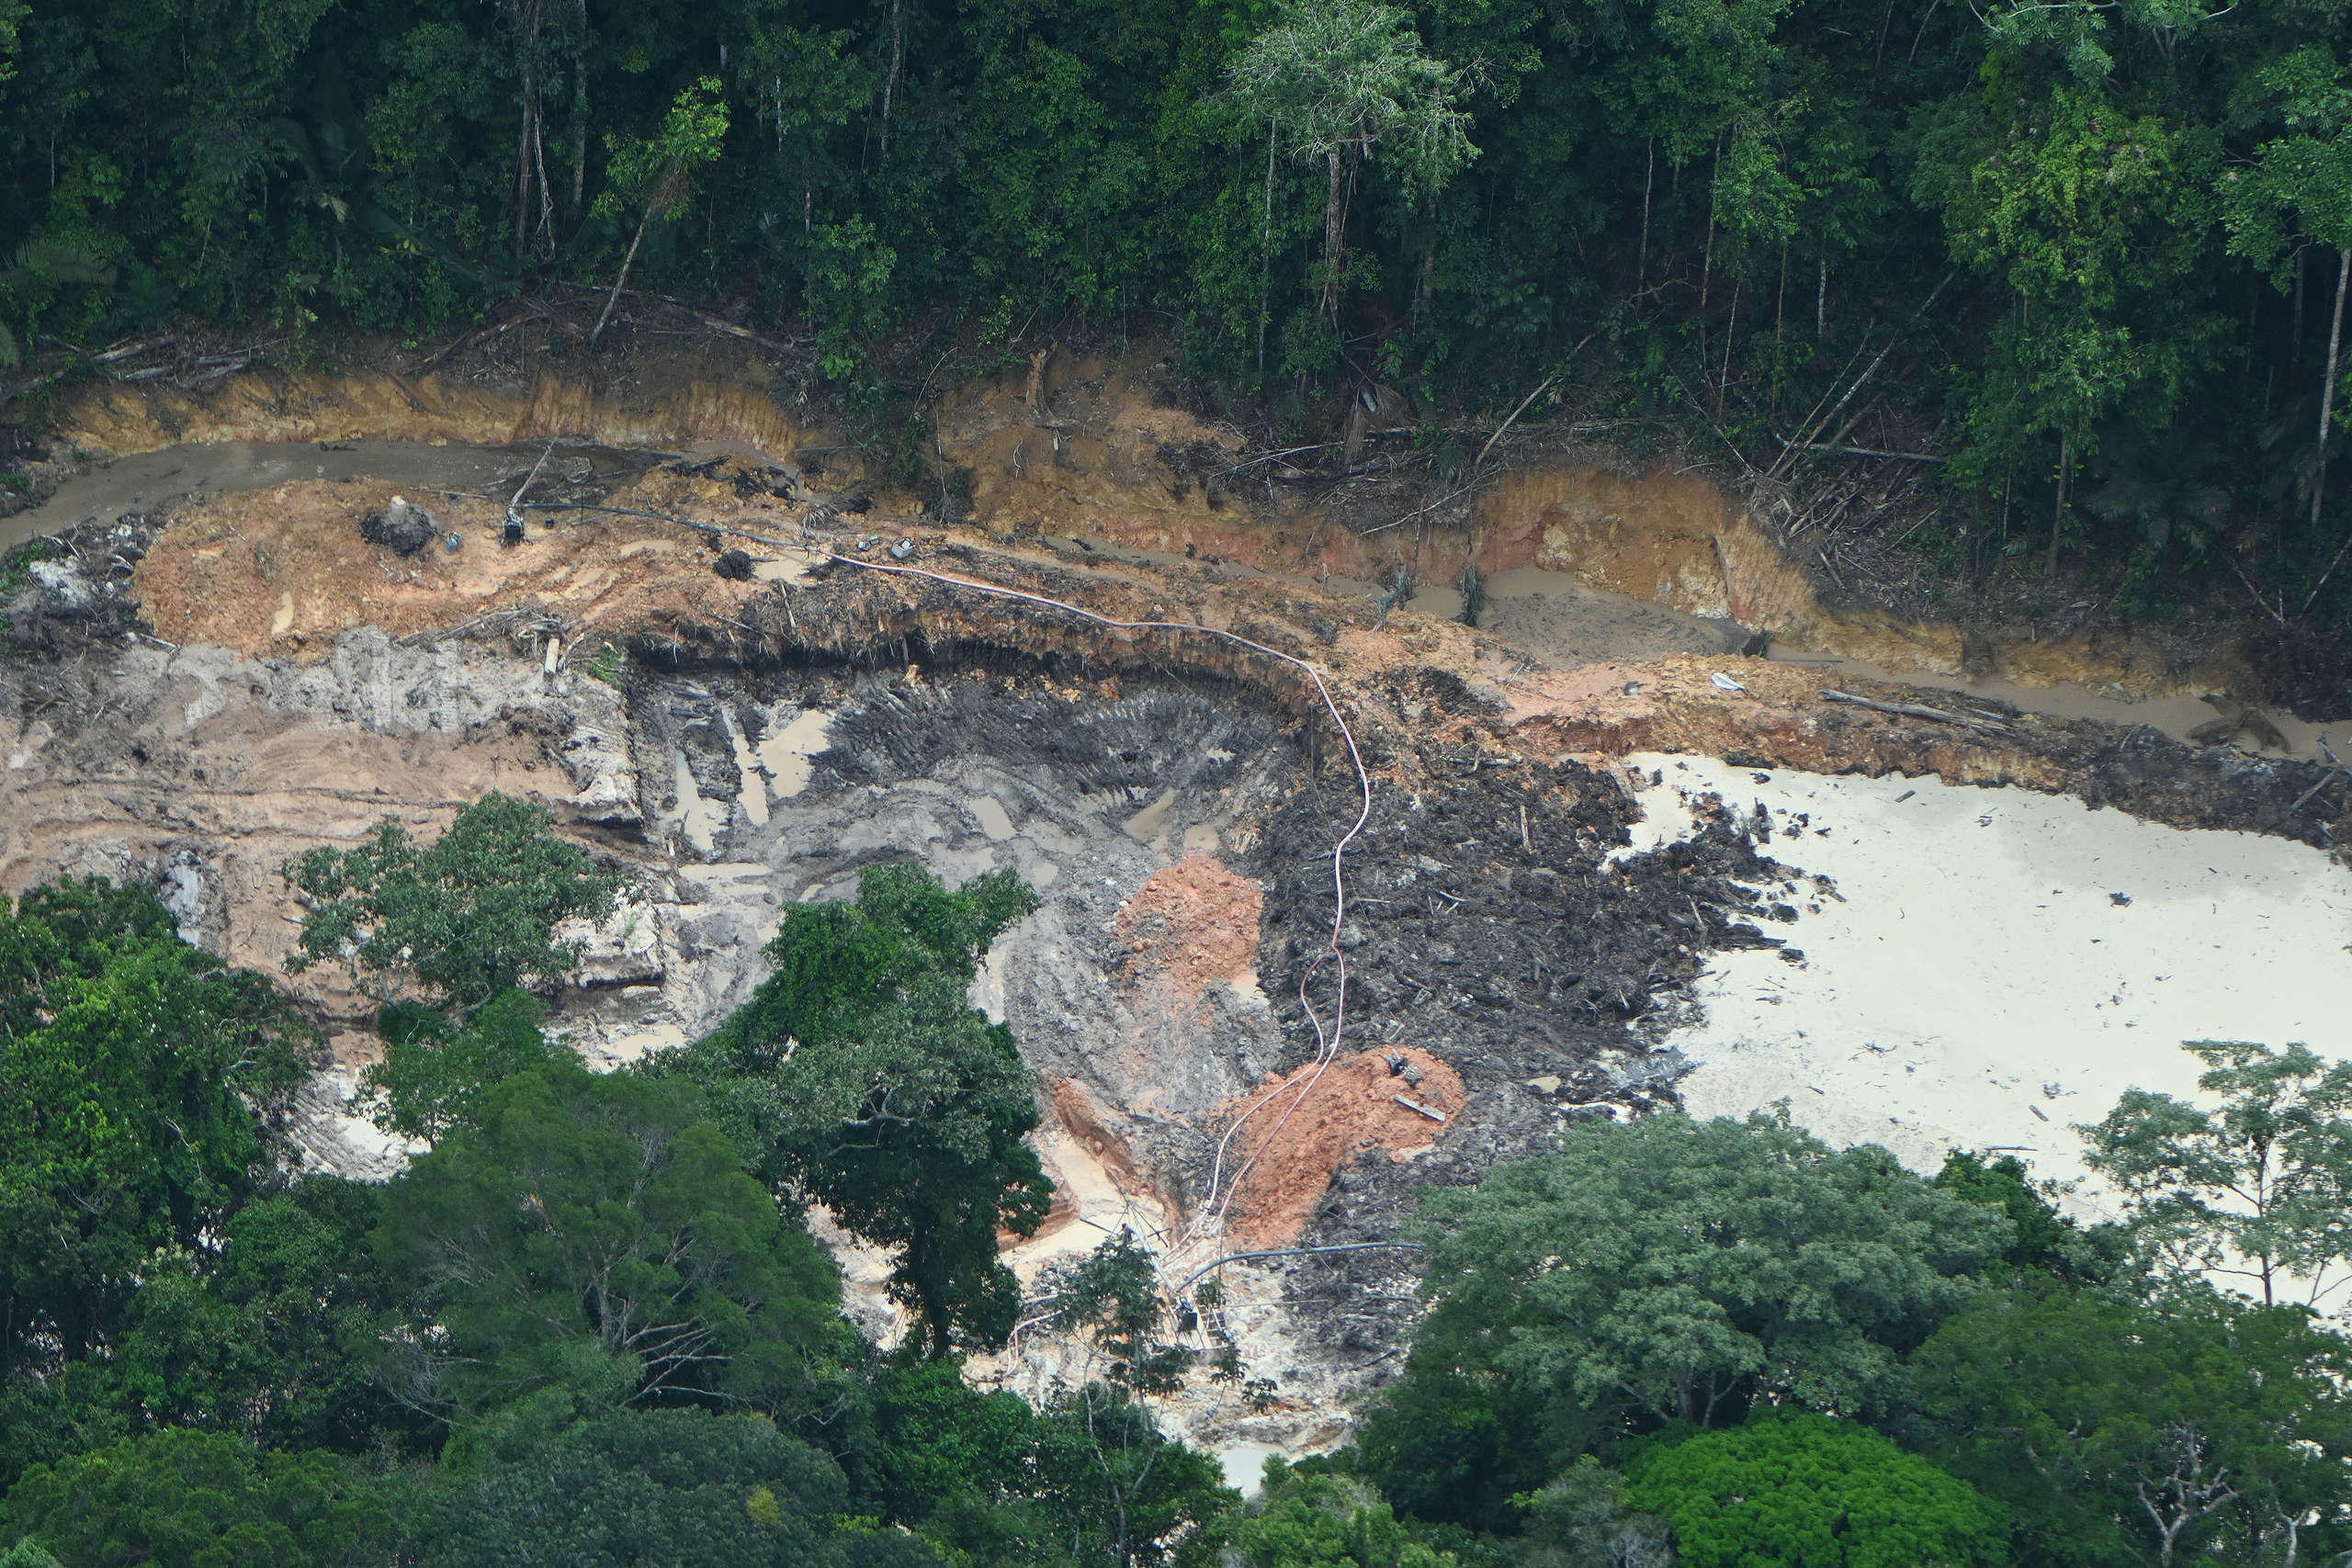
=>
[6,356,2349,1481]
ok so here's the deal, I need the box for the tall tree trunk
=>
[509,0,542,257]
[2313,245,2349,534]
[1698,137,1719,366]
[2047,431,2072,576]
[514,97,536,256]
[879,0,907,160]
[1415,197,1436,327]
[531,113,555,251]
[1773,242,1789,416]
[1775,241,1788,352]
[1817,257,1828,339]
[2293,245,2308,375]
[1258,119,1275,374]
[1637,138,1653,297]
[570,0,588,214]
[1321,146,1344,323]
[1719,277,1739,417]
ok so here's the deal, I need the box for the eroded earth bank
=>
[6,358,2349,1474]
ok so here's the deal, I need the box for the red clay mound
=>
[1114,856,1264,1000]
[1216,1047,1465,1248]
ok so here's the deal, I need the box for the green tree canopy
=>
[8,1176,428,1480]
[1400,1111,2008,1434]
[284,794,629,1014]
[703,863,1041,1055]
[1513,1457,1673,1568]
[2225,47,2352,535]
[588,76,731,345]
[1914,82,2223,570]
[0,877,314,1384]
[1227,1465,1457,1568]
[1916,1287,2352,1568]
[2078,1040,2352,1305]
[1351,1327,1556,1533]
[361,989,574,1148]
[1623,1412,2006,1568]
[1223,0,1478,325]
[0,1429,390,1568]
[370,1059,853,1424]
[867,1361,1233,1568]
[414,1407,935,1568]
[1932,1150,2129,1287]
[668,863,1050,1359]
[1032,1231,1190,1397]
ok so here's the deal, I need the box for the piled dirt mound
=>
[1116,857,1265,998]
[1217,1048,1466,1248]
[3,514,160,657]
[358,497,439,555]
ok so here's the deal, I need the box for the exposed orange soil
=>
[1114,856,1265,1001]
[1216,1047,1466,1248]
[133,472,801,658]
[60,351,2216,694]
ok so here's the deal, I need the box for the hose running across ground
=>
[446,488,1390,1266]
[804,547,1377,1242]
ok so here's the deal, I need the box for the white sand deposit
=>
[1624,753,2352,1218]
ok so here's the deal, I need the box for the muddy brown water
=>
[1,438,639,557]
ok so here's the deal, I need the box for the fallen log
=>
[1820,687,2009,733]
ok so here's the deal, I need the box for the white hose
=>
[809,549,1376,1237]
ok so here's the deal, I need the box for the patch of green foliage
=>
[370,1055,855,1425]
[867,1359,1234,1567]
[1,1428,390,1568]
[2079,1039,2352,1305]
[414,1407,931,1568]
[1383,1109,2007,1461]
[360,990,573,1147]
[1917,1280,2352,1565]
[1623,1413,2007,1568]
[1930,1149,2131,1286]
[0,877,316,1392]
[284,794,630,1012]
[665,863,1050,1359]
[0,536,66,656]
[1222,1463,1461,1568]
[582,641,627,686]
[0,537,56,594]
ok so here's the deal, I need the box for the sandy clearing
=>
[1625,751,2352,1214]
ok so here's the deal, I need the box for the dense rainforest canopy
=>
[6,0,2352,617]
[10,798,2352,1564]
